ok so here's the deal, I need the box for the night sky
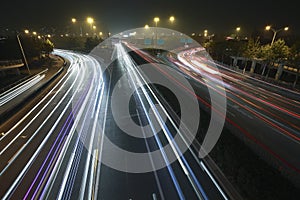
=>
[1,0,298,35]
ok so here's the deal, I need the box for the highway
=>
[1,37,299,199]
[0,49,104,199]
[0,47,230,199]
[159,47,300,178]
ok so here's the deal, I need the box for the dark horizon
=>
[0,0,299,36]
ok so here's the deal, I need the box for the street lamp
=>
[169,16,175,24]
[87,17,94,24]
[236,27,241,40]
[87,17,94,29]
[32,31,37,36]
[265,25,289,45]
[24,29,29,34]
[86,17,95,36]
[154,17,160,27]
[204,30,208,37]
[71,17,83,36]
[153,17,160,54]
[92,25,97,36]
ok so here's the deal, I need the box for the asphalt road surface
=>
[0,47,229,200]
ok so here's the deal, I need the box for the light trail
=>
[27,55,103,199]
[1,51,103,200]
[43,61,103,199]
[116,43,186,199]
[0,50,77,141]
[117,43,211,199]
[178,51,300,140]
[0,73,45,106]
[0,61,82,170]
[128,44,300,175]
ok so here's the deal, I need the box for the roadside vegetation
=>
[0,35,53,61]
[51,36,103,53]
[203,36,300,88]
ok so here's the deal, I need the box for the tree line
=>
[207,38,300,72]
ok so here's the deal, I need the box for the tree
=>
[264,39,290,64]
[208,40,246,64]
[260,39,290,78]
[84,37,103,52]
[243,38,261,59]
[289,43,300,87]
[42,39,54,57]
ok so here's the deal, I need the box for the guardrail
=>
[0,59,23,69]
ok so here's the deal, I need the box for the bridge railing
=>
[0,59,23,69]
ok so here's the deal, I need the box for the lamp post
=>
[154,17,160,27]
[236,27,241,40]
[265,25,289,45]
[153,17,160,50]
[87,17,94,28]
[169,16,175,24]
[87,17,94,35]
[92,25,97,36]
[204,29,208,37]
[16,34,30,74]
[71,17,82,36]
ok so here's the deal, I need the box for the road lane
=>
[0,45,232,200]
[0,50,104,199]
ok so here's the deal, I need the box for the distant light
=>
[226,36,234,40]
[99,32,103,36]
[144,24,149,29]
[236,27,241,32]
[37,36,41,39]
[71,18,77,23]
[265,25,271,31]
[154,17,160,23]
[129,32,136,36]
[65,34,69,37]
[284,27,289,31]
[93,25,96,30]
[24,29,29,34]
[87,17,94,24]
[47,34,51,38]
[169,16,175,23]
[32,31,37,35]
[191,33,195,36]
